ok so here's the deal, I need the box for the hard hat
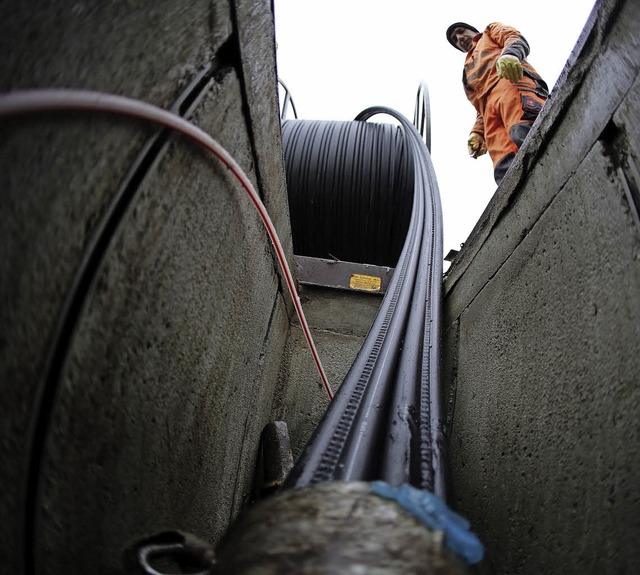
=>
[446,22,480,50]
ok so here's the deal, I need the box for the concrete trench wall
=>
[0,1,316,573]
[276,285,384,460]
[442,0,640,572]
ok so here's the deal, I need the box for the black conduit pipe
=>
[414,81,432,151]
[282,107,447,499]
[278,78,298,119]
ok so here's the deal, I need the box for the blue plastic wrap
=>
[370,481,484,565]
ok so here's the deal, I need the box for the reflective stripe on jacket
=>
[462,22,548,137]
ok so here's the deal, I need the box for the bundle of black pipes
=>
[282,106,447,498]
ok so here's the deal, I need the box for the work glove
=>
[496,54,523,83]
[467,132,487,158]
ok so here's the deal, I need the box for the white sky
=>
[273,0,597,266]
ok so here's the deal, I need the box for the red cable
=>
[0,89,333,400]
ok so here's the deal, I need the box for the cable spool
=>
[281,119,414,268]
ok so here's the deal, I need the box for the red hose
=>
[0,89,333,400]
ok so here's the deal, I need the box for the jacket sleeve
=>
[486,22,530,61]
[471,113,484,138]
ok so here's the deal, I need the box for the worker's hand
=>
[496,54,523,83]
[467,133,487,158]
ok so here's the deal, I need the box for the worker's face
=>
[452,27,476,52]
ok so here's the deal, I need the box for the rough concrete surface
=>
[0,1,295,574]
[298,285,384,337]
[233,0,294,264]
[35,77,285,573]
[275,324,367,460]
[272,281,383,460]
[0,1,230,100]
[443,0,640,572]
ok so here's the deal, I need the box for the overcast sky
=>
[273,0,597,266]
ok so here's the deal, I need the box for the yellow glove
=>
[467,133,487,158]
[496,54,523,83]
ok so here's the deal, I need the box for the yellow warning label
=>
[350,273,382,292]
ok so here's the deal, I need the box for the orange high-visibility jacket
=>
[462,22,548,137]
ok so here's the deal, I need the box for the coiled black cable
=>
[282,119,414,267]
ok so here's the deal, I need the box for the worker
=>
[446,22,549,184]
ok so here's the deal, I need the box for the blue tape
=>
[370,481,484,565]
